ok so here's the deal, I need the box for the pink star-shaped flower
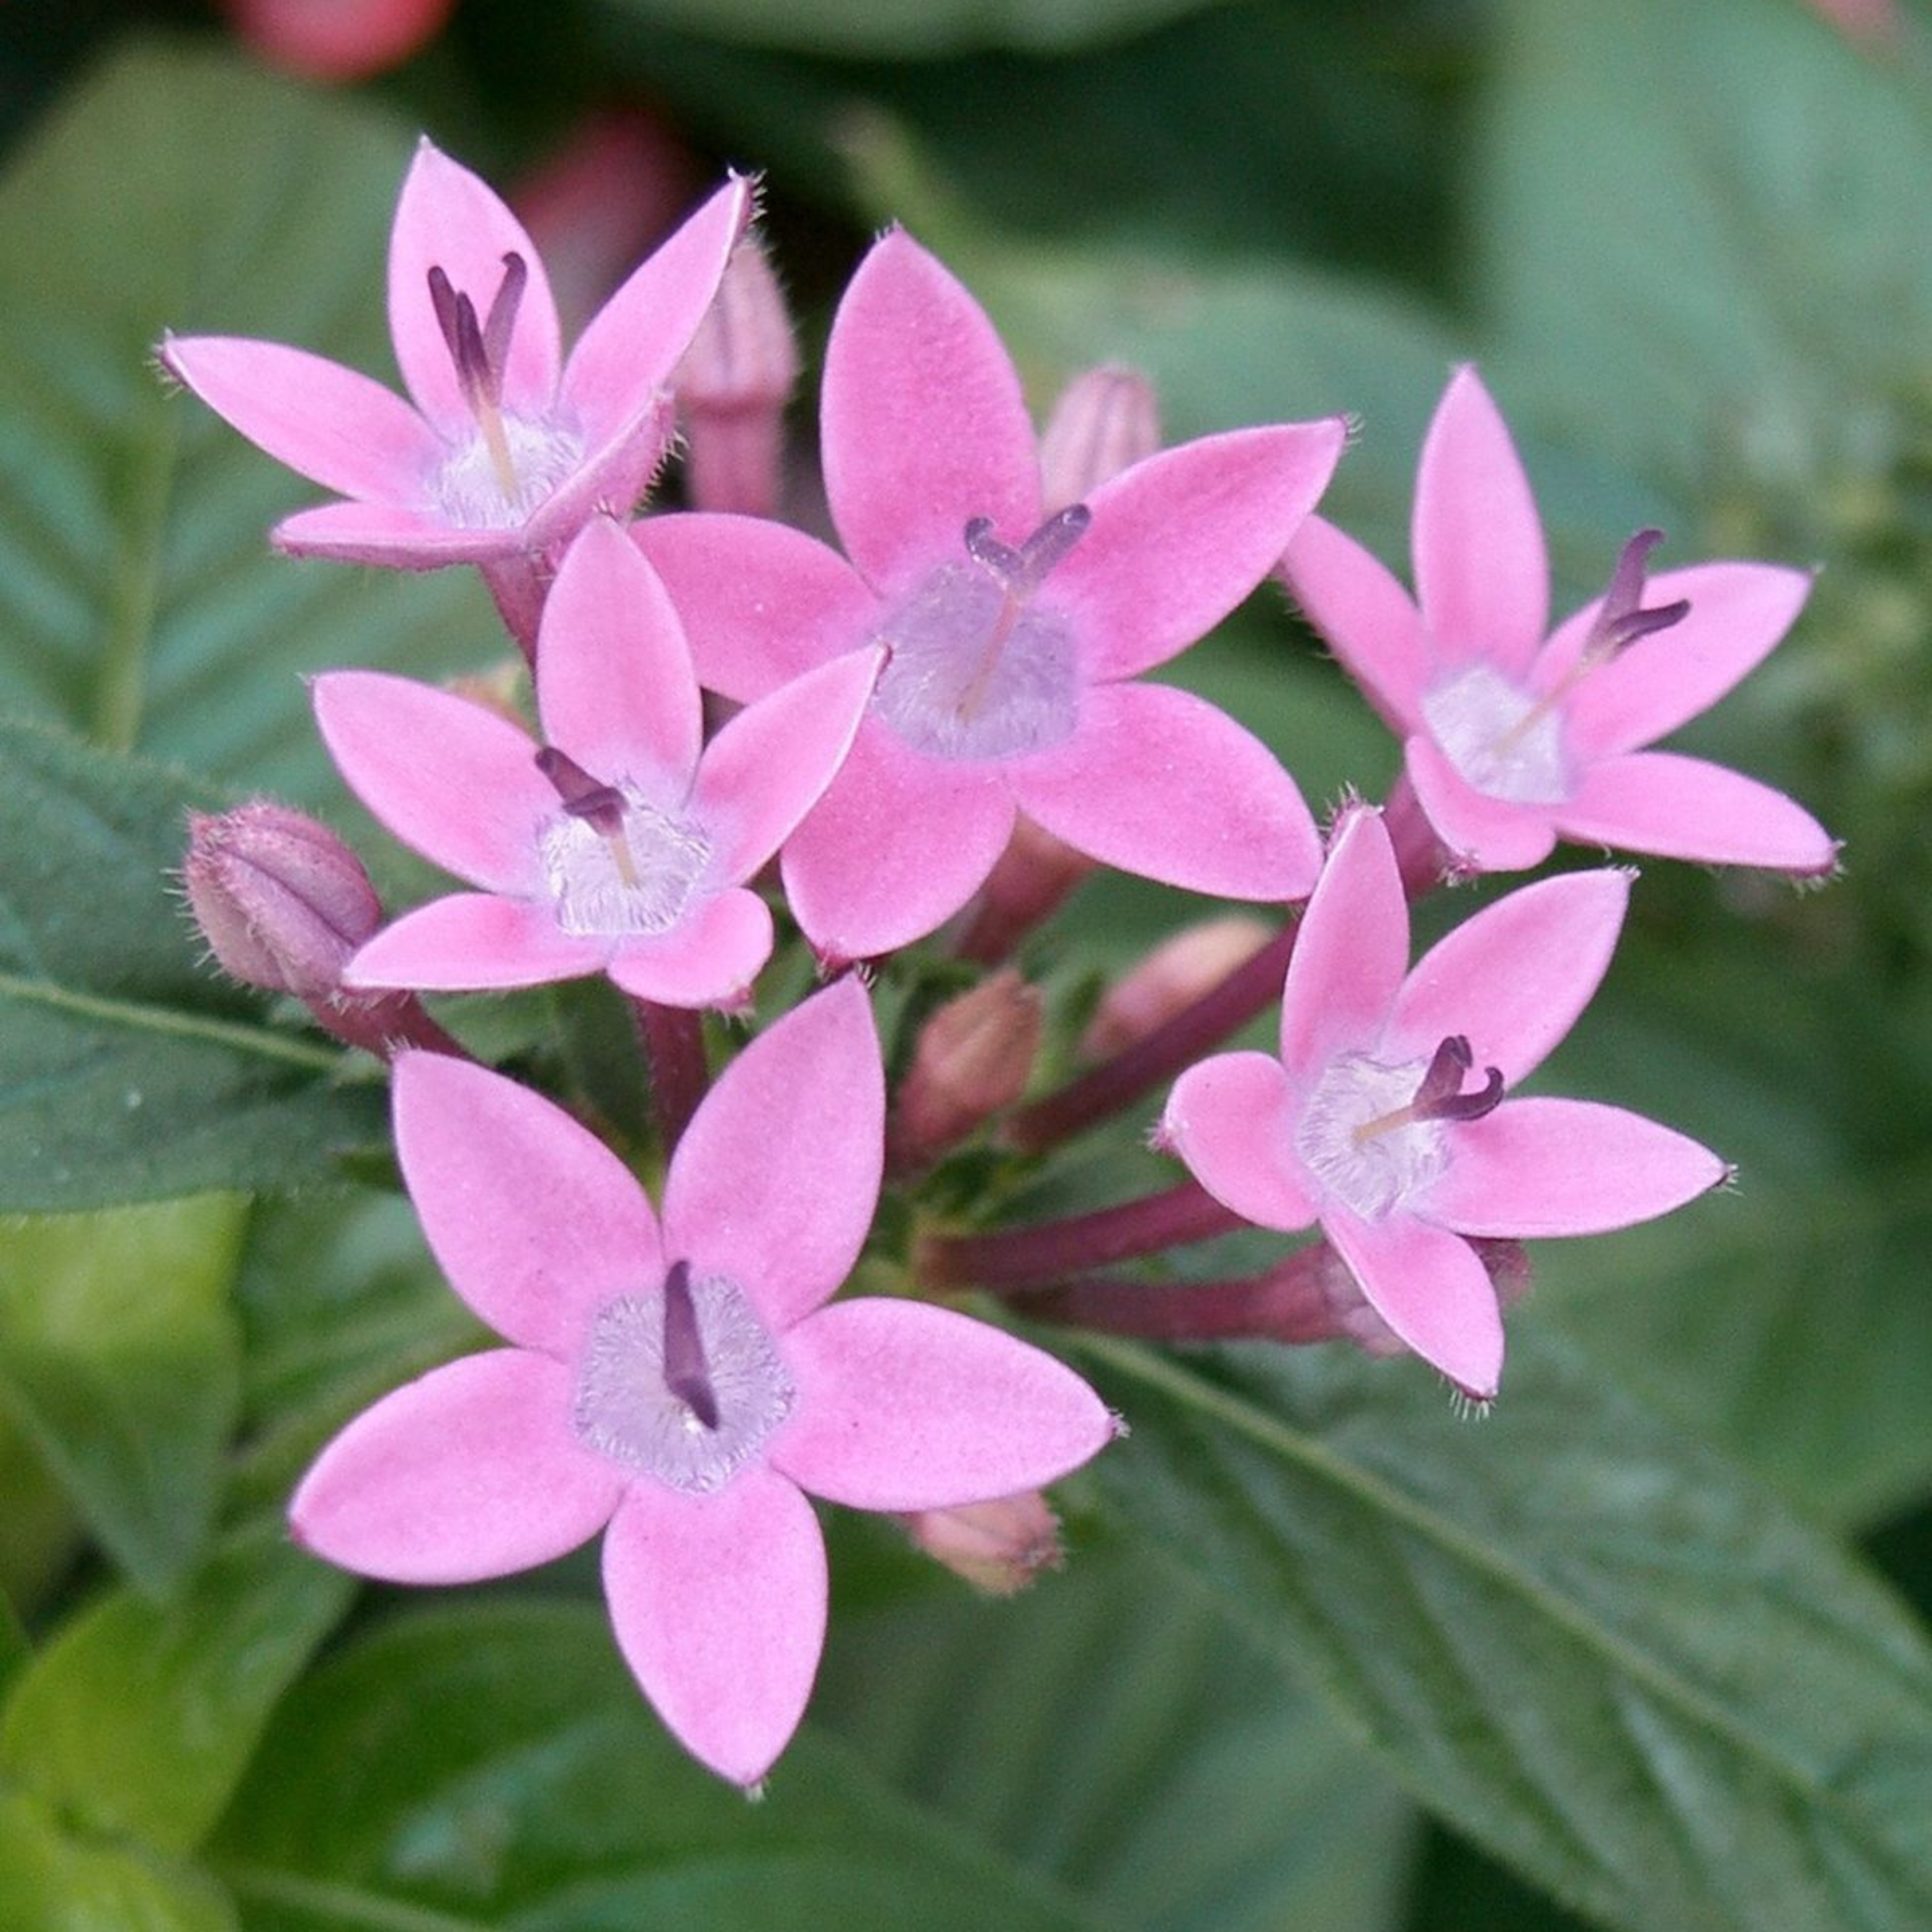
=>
[1281,368,1836,877]
[1158,808,1728,1399]
[638,230,1346,964]
[290,979,1116,1786]
[315,517,878,1008]
[161,139,748,572]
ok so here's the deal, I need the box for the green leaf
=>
[0,1591,27,1706]
[0,1194,244,1593]
[211,1603,1107,1931]
[1075,1329,1932,1932]
[0,1525,350,1856]
[596,0,1229,59]
[0,38,497,800]
[0,1789,234,1932]
[815,1532,1415,1932]
[0,716,384,1210]
[0,1407,81,1618]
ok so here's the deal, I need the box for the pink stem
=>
[918,1179,1243,1292]
[303,990,470,1062]
[633,999,709,1152]
[1006,1252,1344,1342]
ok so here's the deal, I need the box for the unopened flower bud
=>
[890,969,1043,1175]
[221,0,456,82]
[674,238,799,517]
[1082,915,1274,1061]
[900,1491,1063,1596]
[1039,364,1160,513]
[954,816,1096,964]
[184,802,381,999]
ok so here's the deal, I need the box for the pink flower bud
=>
[889,969,1043,1175]
[1082,916,1274,1060]
[900,1491,1064,1596]
[1038,364,1160,513]
[184,803,381,999]
[674,238,799,517]
[221,0,457,81]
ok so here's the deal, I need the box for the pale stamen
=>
[536,745,639,889]
[1352,1034,1503,1145]
[953,505,1091,722]
[427,252,528,503]
[1490,528,1692,757]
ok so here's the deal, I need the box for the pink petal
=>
[662,978,882,1331]
[1054,421,1345,681]
[635,512,880,701]
[535,519,700,790]
[1404,732,1560,874]
[781,724,1016,964]
[692,649,882,881]
[772,1300,1114,1510]
[606,888,773,1008]
[1425,1097,1727,1237]
[387,138,560,434]
[1389,867,1630,1085]
[392,1051,664,1351]
[521,396,675,554]
[1013,682,1319,902]
[345,893,605,992]
[313,671,552,891]
[1556,750,1838,874]
[602,1467,826,1788]
[1161,1052,1317,1231]
[562,177,752,446]
[1323,1210,1503,1400]
[1556,563,1811,759]
[820,231,1039,596]
[272,500,527,567]
[1278,513,1432,733]
[1412,368,1548,674]
[290,1350,624,1583]
[1277,807,1410,1076]
[161,334,438,502]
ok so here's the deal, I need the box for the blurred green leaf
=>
[0,1526,351,1856]
[0,1408,80,1618]
[815,1532,1415,1932]
[212,1603,1113,1930]
[0,717,385,1210]
[0,38,497,801]
[0,1592,27,1705]
[1077,1329,1932,1932]
[0,1791,234,1932]
[0,1194,244,1593]
[228,1185,481,1516]
[596,0,1230,59]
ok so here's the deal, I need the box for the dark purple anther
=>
[535,746,627,840]
[1412,1033,1504,1124]
[1586,528,1692,659]
[963,503,1092,599]
[426,251,527,417]
[661,1261,720,1430]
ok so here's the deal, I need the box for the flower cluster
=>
[169,140,1832,1783]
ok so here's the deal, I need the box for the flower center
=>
[571,1264,795,1495]
[1295,1036,1502,1220]
[1423,528,1692,803]
[535,747,712,939]
[422,252,582,528]
[870,506,1089,762]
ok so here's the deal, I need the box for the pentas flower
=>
[161,139,748,575]
[1281,368,1835,877]
[1158,808,1727,1399]
[290,981,1115,1785]
[315,517,877,1008]
[638,231,1345,965]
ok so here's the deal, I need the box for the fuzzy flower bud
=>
[220,0,456,82]
[184,802,381,999]
[889,969,1043,1175]
[900,1491,1064,1596]
[674,237,799,517]
[1082,915,1274,1061]
[1039,364,1160,513]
